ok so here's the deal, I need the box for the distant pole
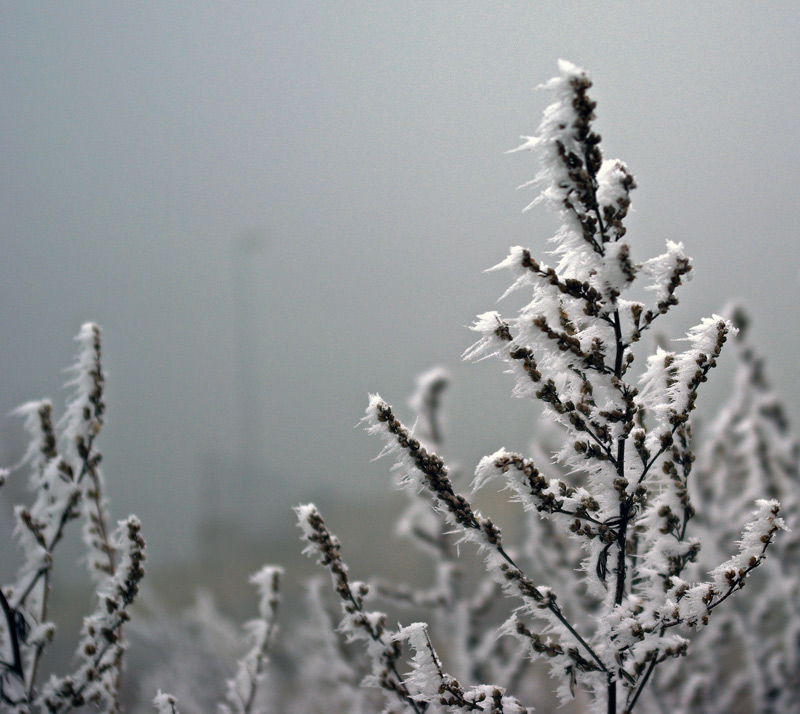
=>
[232,230,267,515]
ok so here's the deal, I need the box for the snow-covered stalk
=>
[55,324,115,581]
[296,496,534,713]
[379,368,458,566]
[3,400,71,708]
[219,565,283,714]
[364,396,608,693]
[368,370,526,689]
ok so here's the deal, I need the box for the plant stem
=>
[610,308,627,714]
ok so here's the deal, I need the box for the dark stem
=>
[0,587,23,680]
[609,308,628,714]
[626,654,658,713]
[13,433,98,610]
[344,589,426,714]
[242,617,278,714]
[608,671,617,714]
[496,544,608,674]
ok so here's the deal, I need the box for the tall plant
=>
[296,61,785,714]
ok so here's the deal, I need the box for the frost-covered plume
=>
[396,622,532,714]
[296,497,534,713]
[408,367,450,447]
[363,395,609,707]
[391,367,457,557]
[153,691,180,714]
[61,323,116,581]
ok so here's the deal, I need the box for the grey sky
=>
[2,3,799,566]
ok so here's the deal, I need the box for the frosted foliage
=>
[395,623,532,714]
[60,322,116,583]
[219,567,282,714]
[641,241,691,306]
[60,323,104,453]
[333,61,788,714]
[37,516,145,714]
[3,61,797,714]
[10,400,80,611]
[397,623,442,701]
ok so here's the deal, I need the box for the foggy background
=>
[2,3,799,599]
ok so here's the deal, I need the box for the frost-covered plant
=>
[0,324,145,713]
[296,61,787,714]
[0,327,283,714]
[218,566,282,714]
[3,60,796,714]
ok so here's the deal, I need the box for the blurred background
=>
[1,2,799,622]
